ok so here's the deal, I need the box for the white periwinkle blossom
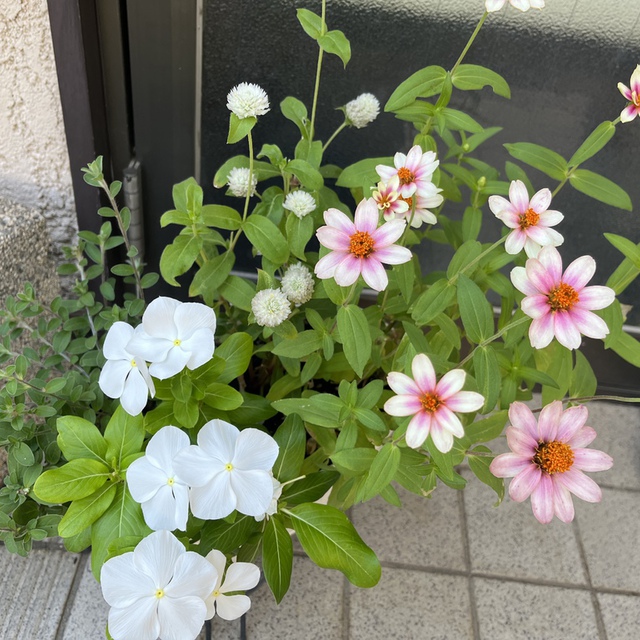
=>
[126,297,216,381]
[173,419,279,520]
[99,322,155,416]
[283,190,316,219]
[281,263,315,306]
[204,550,260,621]
[100,530,217,640]
[251,288,291,327]
[126,426,190,532]
[345,93,380,129]
[226,167,258,198]
[254,476,282,522]
[226,82,270,119]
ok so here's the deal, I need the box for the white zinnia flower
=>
[485,0,544,11]
[126,426,190,532]
[101,530,217,640]
[254,476,282,522]
[345,93,380,129]
[226,82,270,119]
[99,322,155,416]
[251,288,291,327]
[173,419,279,520]
[204,550,260,621]
[283,190,316,219]
[226,167,258,198]
[281,263,315,306]
[126,297,216,381]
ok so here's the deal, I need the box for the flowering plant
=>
[1,2,639,639]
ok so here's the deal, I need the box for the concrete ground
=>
[1,400,638,639]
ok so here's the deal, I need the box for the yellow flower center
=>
[519,207,540,230]
[225,463,234,472]
[130,359,137,368]
[547,283,579,312]
[173,339,182,347]
[533,441,574,474]
[167,477,175,486]
[349,231,375,258]
[155,589,165,599]
[420,393,441,413]
[213,590,221,598]
[397,167,415,185]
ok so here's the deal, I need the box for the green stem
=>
[451,11,488,77]
[228,131,255,253]
[449,236,506,285]
[309,0,327,138]
[322,121,347,153]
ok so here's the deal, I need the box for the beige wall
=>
[0,0,77,263]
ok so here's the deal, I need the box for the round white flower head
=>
[101,530,217,640]
[126,297,217,381]
[345,93,380,129]
[126,426,191,532]
[226,167,257,198]
[173,419,279,520]
[226,82,270,119]
[281,263,315,306]
[204,550,260,621]
[283,190,316,219]
[254,476,283,522]
[251,288,291,327]
[99,322,155,416]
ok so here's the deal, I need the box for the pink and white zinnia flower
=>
[376,145,439,199]
[511,246,615,350]
[397,187,443,228]
[384,354,484,453]
[490,401,613,524]
[489,180,563,258]
[372,178,409,219]
[485,0,544,12]
[315,198,412,292]
[618,65,640,123]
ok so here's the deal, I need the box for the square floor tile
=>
[597,592,640,639]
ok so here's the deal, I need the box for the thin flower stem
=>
[228,130,255,253]
[450,11,488,77]
[322,121,347,153]
[449,236,506,285]
[309,0,327,139]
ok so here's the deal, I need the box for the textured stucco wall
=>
[0,0,77,265]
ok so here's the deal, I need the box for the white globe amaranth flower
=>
[226,82,270,119]
[281,263,315,306]
[283,190,316,219]
[251,288,291,327]
[100,530,217,640]
[226,167,257,198]
[345,93,380,129]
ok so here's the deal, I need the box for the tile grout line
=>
[54,551,88,640]
[572,515,608,640]
[599,483,640,495]
[342,575,351,640]
[458,489,481,640]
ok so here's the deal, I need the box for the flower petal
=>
[360,257,388,292]
[384,395,423,417]
[103,322,135,360]
[141,484,185,532]
[120,367,151,416]
[230,469,275,516]
[555,468,602,503]
[165,552,218,600]
[530,474,554,524]
[508,465,542,502]
[505,229,527,255]
[145,426,190,472]
[567,426,597,448]
[509,180,530,212]
[126,457,167,503]
[508,402,539,440]
[537,400,563,441]
[215,594,252,621]
[157,595,207,640]
[435,369,466,400]
[575,286,615,311]
[205,550,226,592]
[618,82,632,101]
[621,104,639,123]
[173,446,225,488]
[315,250,348,279]
[553,480,575,523]
[126,333,173,364]
[148,346,192,380]
[538,209,564,227]
[562,255,596,291]
[506,426,537,456]
[142,297,180,338]
[555,404,588,442]
[334,254,363,287]
[510,266,538,296]
[374,245,412,265]
[488,195,518,220]
[529,188,552,213]
[445,391,484,414]
[569,308,609,340]
[133,530,186,588]
[429,420,454,453]
[371,219,406,247]
[101,552,155,608]
[354,198,379,234]
[99,359,131,400]
[529,314,554,349]
[405,411,432,449]
[553,312,582,350]
[526,257,555,293]
[316,226,351,251]
[387,371,421,396]
[181,328,215,370]
[490,454,532,478]
[221,562,260,593]
[324,208,355,235]
[198,419,239,462]
[189,472,236,520]
[233,428,279,471]
[411,354,436,394]
[572,448,613,473]
[174,302,216,340]
[108,597,160,640]
[536,246,563,284]
[521,294,551,319]
[434,406,465,438]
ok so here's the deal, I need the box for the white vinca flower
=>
[173,419,279,520]
[126,426,190,532]
[101,530,217,640]
[281,263,315,306]
[226,82,270,119]
[283,190,316,219]
[251,288,291,327]
[99,322,155,416]
[486,0,544,11]
[226,167,257,198]
[254,476,282,522]
[345,93,380,129]
[126,297,216,381]
[204,550,260,621]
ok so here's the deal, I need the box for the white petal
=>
[120,367,151,416]
[103,322,136,360]
[133,530,185,588]
[165,551,218,599]
[215,594,252,621]
[189,472,236,520]
[205,550,227,592]
[126,456,167,503]
[198,419,239,462]
[174,302,217,340]
[126,332,174,364]
[99,359,131,400]
[157,595,207,640]
[141,484,184,532]
[146,426,191,473]
[173,446,225,487]
[230,469,274,516]
[101,552,154,608]
[233,429,279,471]
[142,297,180,338]
[108,598,160,640]
[148,346,192,380]
[220,562,260,593]
[182,328,215,370]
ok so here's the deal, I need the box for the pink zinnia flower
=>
[396,187,443,228]
[511,246,615,350]
[372,178,409,218]
[376,145,439,199]
[383,353,484,453]
[490,401,612,524]
[314,198,412,292]
[618,65,640,123]
[489,180,563,258]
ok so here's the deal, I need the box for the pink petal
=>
[316,226,351,251]
[411,354,436,394]
[506,425,538,456]
[529,188,552,213]
[488,195,518,221]
[405,145,423,170]
[618,82,633,101]
[371,219,406,248]
[435,369,466,401]
[552,480,575,523]
[631,65,640,95]
[531,474,554,524]
[496,208,521,229]
[538,209,564,227]
[445,391,484,413]
[567,426,597,448]
[433,405,465,438]
[392,151,408,170]
[315,251,348,279]
[509,464,542,502]
[509,180,530,213]
[529,313,554,349]
[511,266,538,296]
[490,454,532,478]
[334,254,362,287]
[553,312,582,350]
[526,258,555,293]
[570,308,610,340]
[508,402,539,440]
[575,286,615,311]
[354,198,379,234]
[562,255,596,291]
[387,371,421,396]
[376,165,397,182]
[526,225,561,247]
[556,404,588,442]
[429,420,454,453]
[620,104,639,123]
[572,448,613,473]
[399,183,417,198]
[554,468,602,503]
[360,257,388,291]
[536,246,563,284]
[537,401,562,441]
[523,238,543,259]
[521,294,551,319]
[324,208,355,235]
[405,411,432,449]
[384,395,422,417]
[505,229,527,255]
[374,245,412,265]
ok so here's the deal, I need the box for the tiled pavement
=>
[1,400,639,639]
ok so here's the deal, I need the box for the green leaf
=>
[504,143,568,181]
[273,331,322,359]
[273,415,307,482]
[285,213,315,261]
[465,410,508,444]
[160,235,202,287]
[201,205,242,230]
[216,332,253,384]
[160,210,191,227]
[288,503,381,587]
[331,448,377,476]
[385,66,447,112]
[457,275,494,343]
[200,514,259,555]
[569,121,616,167]
[426,437,455,482]
[281,470,340,505]
[171,372,193,403]
[263,516,293,604]
[441,108,483,133]
[281,96,310,138]
[104,406,144,469]
[143,402,175,435]
[605,233,640,268]
[337,305,372,377]
[13,442,34,466]
[451,64,511,99]
[473,347,500,413]
[219,275,255,311]
[189,252,235,301]
[570,351,597,398]
[272,394,343,428]
[411,279,457,326]
[336,157,392,189]
[318,29,351,67]
[285,159,324,191]
[296,8,324,40]
[58,482,117,538]
[447,240,482,279]
[468,445,504,504]
[570,169,632,210]
[534,342,572,404]
[607,330,640,369]
[360,444,401,502]
[243,215,290,264]
[202,383,244,411]
[57,416,108,463]
[227,113,256,145]
[34,459,110,503]
[393,260,415,303]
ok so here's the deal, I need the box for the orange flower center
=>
[420,393,441,413]
[547,283,579,312]
[397,167,415,185]
[519,208,540,230]
[349,231,375,258]
[533,441,574,474]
